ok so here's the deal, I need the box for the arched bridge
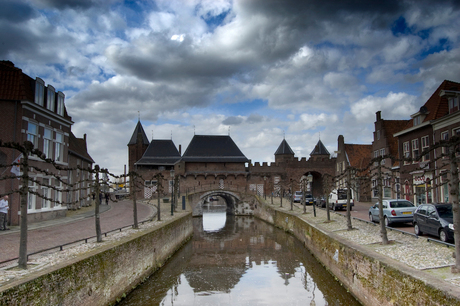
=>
[186,189,258,217]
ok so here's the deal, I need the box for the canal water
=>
[117,203,361,306]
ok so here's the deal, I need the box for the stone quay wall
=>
[254,201,460,306]
[0,213,193,306]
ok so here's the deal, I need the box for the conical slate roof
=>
[274,139,295,155]
[181,135,248,163]
[310,140,330,156]
[128,121,149,146]
[136,139,181,165]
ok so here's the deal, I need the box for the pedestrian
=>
[0,195,10,231]
[105,193,109,205]
[99,192,103,205]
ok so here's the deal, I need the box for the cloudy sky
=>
[2,0,460,175]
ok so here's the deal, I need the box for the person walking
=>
[105,193,109,205]
[0,195,10,230]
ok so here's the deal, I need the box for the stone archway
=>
[191,190,255,217]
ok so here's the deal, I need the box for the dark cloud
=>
[35,0,97,10]
[247,114,264,124]
[0,1,36,23]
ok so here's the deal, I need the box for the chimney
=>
[179,144,182,155]
[84,133,87,142]
[376,111,381,121]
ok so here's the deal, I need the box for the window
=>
[403,141,410,165]
[441,131,449,157]
[43,128,53,158]
[55,132,63,162]
[46,85,55,112]
[55,180,62,207]
[449,97,459,113]
[57,92,65,116]
[28,179,36,210]
[35,78,45,106]
[414,116,421,126]
[27,122,38,148]
[412,139,419,162]
[380,148,385,164]
[421,136,429,161]
[42,178,50,208]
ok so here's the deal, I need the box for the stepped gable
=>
[274,139,295,156]
[69,132,94,163]
[136,139,181,165]
[128,120,149,146]
[382,119,408,167]
[310,139,330,156]
[404,80,460,129]
[344,143,373,171]
[181,135,248,163]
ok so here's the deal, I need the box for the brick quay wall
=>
[254,200,460,306]
[0,212,193,306]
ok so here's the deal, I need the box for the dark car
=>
[305,194,315,206]
[413,203,454,242]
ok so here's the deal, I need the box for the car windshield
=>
[389,201,414,208]
[306,194,313,198]
[437,206,453,218]
[295,192,302,195]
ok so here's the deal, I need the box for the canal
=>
[117,203,361,305]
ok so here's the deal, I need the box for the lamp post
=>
[301,175,307,213]
[170,169,174,216]
[307,172,316,217]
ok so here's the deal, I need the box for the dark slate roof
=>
[310,139,330,156]
[69,132,94,163]
[274,139,295,155]
[136,140,181,165]
[181,135,248,163]
[128,121,149,146]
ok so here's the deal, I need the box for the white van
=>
[328,188,354,211]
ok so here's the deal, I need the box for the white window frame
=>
[35,78,45,106]
[43,128,53,159]
[441,131,449,158]
[55,132,63,162]
[403,141,410,165]
[57,92,65,116]
[380,148,385,164]
[412,139,419,163]
[421,135,429,161]
[47,85,55,112]
[42,178,50,209]
[54,180,62,207]
[27,122,38,149]
[28,179,36,211]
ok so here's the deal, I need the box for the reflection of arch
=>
[194,190,241,216]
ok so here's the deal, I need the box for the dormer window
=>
[413,116,421,126]
[35,78,45,106]
[47,85,55,112]
[449,97,459,113]
[57,91,65,116]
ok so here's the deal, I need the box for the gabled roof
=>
[181,135,248,163]
[0,60,34,101]
[275,139,295,155]
[136,140,181,165]
[382,119,408,167]
[69,132,94,163]
[403,80,460,129]
[310,139,330,156]
[128,121,149,146]
[344,143,373,170]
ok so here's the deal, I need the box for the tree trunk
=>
[378,160,389,244]
[95,165,102,242]
[18,148,30,269]
[132,173,138,229]
[449,144,460,272]
[346,168,353,230]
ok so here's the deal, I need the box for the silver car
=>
[368,199,416,226]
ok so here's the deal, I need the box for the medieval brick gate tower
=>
[127,121,336,210]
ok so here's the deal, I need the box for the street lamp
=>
[170,169,174,216]
[301,175,307,213]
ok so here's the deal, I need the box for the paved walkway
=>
[0,200,154,264]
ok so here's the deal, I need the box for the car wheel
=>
[384,216,390,227]
[414,223,422,235]
[439,229,448,242]
[369,213,374,223]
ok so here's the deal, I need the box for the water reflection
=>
[202,202,227,232]
[117,207,360,306]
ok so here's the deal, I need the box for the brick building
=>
[0,61,93,225]
[394,80,460,205]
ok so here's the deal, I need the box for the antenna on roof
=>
[228,126,230,136]
[283,130,285,140]
[138,111,140,121]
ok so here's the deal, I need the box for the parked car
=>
[305,194,315,206]
[294,191,302,203]
[328,188,354,211]
[368,199,416,226]
[413,203,454,242]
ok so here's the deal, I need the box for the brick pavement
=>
[0,200,154,264]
